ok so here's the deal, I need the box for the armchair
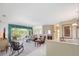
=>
[9,41,24,56]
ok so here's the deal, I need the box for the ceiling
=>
[0,3,78,25]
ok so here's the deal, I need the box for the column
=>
[72,25,77,40]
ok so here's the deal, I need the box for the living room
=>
[0,3,79,56]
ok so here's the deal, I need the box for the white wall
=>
[33,25,43,35]
[0,21,8,38]
[0,19,33,39]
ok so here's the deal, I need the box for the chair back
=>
[40,36,46,43]
[10,41,20,50]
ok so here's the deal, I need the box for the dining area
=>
[32,35,46,47]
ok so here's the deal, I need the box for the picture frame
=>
[62,24,72,39]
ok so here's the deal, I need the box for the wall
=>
[43,25,54,39]
[33,25,43,35]
[59,18,77,40]
[0,21,8,39]
[46,40,79,56]
[53,24,60,41]
[0,20,33,40]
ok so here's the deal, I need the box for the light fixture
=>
[56,24,59,27]
[72,23,77,26]
[47,30,51,35]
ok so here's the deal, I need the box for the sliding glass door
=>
[8,24,33,41]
